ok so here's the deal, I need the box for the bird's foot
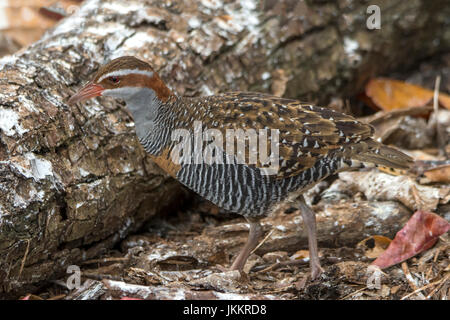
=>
[310,262,325,280]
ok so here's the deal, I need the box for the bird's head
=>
[69,56,172,105]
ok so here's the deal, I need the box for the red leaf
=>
[372,211,450,269]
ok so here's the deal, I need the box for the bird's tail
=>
[349,139,413,170]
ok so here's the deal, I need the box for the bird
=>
[69,56,413,279]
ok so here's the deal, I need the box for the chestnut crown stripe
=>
[97,69,154,83]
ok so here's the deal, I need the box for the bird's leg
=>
[297,195,324,279]
[230,217,263,272]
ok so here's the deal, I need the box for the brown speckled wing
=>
[185,92,374,179]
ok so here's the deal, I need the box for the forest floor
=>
[29,200,449,300]
[32,173,449,300]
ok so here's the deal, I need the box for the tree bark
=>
[0,0,448,296]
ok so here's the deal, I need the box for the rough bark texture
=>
[0,0,449,296]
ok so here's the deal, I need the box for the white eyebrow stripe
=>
[98,69,154,82]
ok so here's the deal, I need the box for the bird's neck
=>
[125,87,177,155]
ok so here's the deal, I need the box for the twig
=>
[47,294,67,300]
[81,257,129,265]
[255,258,309,273]
[431,76,447,157]
[83,274,123,281]
[425,273,450,299]
[18,239,31,280]
[401,273,449,300]
[342,287,366,300]
[426,248,441,279]
[250,228,274,255]
[401,262,426,299]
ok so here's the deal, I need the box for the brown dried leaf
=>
[357,235,392,259]
[423,165,450,183]
[291,250,310,260]
[365,78,450,111]
[0,1,82,47]
[20,294,43,300]
[372,211,450,269]
[360,106,433,141]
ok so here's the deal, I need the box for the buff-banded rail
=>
[70,56,413,279]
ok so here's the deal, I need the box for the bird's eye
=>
[109,76,120,84]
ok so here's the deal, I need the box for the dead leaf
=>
[20,294,43,300]
[364,78,450,111]
[359,106,434,148]
[0,1,82,47]
[423,164,450,183]
[291,250,310,260]
[380,285,391,297]
[217,15,232,21]
[39,7,67,21]
[408,151,442,161]
[360,106,433,124]
[372,211,450,269]
[391,285,401,294]
[357,235,392,259]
